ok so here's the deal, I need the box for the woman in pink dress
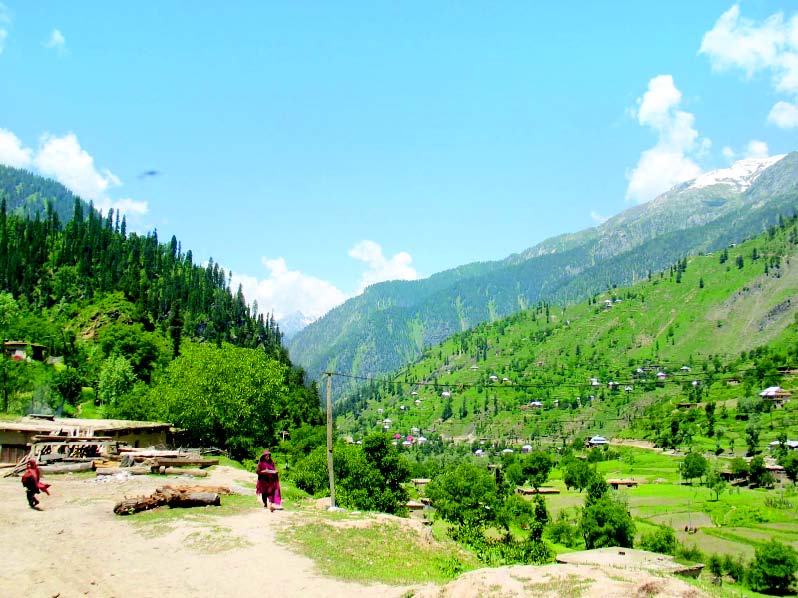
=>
[256,450,282,511]
[21,459,50,510]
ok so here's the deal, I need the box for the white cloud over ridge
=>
[232,257,348,322]
[348,239,419,293]
[626,75,707,203]
[232,240,420,324]
[701,4,798,129]
[590,211,608,224]
[0,128,148,218]
[0,128,32,168]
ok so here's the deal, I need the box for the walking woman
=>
[21,459,50,510]
[256,450,282,511]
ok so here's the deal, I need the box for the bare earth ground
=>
[0,466,410,598]
[0,466,708,598]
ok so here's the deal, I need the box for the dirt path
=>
[0,466,416,598]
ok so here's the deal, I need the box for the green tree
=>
[639,526,676,555]
[705,466,728,501]
[580,495,636,549]
[98,354,136,407]
[682,451,708,483]
[746,540,798,595]
[562,458,595,492]
[708,554,724,585]
[779,452,798,485]
[426,462,502,526]
[746,419,761,456]
[53,366,84,408]
[154,343,287,458]
[749,455,775,488]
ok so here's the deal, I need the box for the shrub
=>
[580,495,635,549]
[746,540,798,595]
[639,526,676,555]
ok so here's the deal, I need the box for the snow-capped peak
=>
[278,310,317,339]
[687,154,786,192]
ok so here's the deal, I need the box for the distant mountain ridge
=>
[288,153,798,394]
[0,165,91,223]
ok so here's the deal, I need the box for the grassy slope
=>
[338,220,798,452]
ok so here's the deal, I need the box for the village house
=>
[760,386,792,408]
[0,415,172,464]
[586,435,610,448]
[3,341,49,362]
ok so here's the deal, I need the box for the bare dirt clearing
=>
[0,466,710,598]
[0,466,412,598]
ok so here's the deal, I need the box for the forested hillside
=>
[0,165,88,224]
[336,214,798,456]
[290,153,798,398]
[0,166,322,458]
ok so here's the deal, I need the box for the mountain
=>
[279,311,317,340]
[336,217,798,451]
[288,153,798,395]
[0,165,91,223]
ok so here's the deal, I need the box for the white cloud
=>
[35,133,120,201]
[231,258,348,321]
[0,3,10,55]
[626,75,707,203]
[589,211,608,224]
[348,239,419,293]
[43,29,66,54]
[700,4,798,128]
[767,100,798,128]
[722,146,736,160]
[0,128,32,168]
[744,139,770,159]
[112,197,149,215]
[0,129,149,219]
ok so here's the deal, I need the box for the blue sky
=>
[1,2,797,322]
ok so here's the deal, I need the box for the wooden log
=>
[114,494,166,515]
[155,457,218,468]
[38,462,94,474]
[160,484,233,495]
[172,492,220,508]
[163,467,208,477]
[97,466,150,475]
[113,489,221,515]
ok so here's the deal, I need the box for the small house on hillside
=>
[768,439,798,451]
[760,387,792,408]
[587,435,609,448]
[4,341,49,363]
[607,478,638,489]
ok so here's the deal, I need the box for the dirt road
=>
[0,466,414,598]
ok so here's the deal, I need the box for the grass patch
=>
[128,493,259,531]
[280,518,478,584]
[184,525,252,553]
[215,456,249,470]
[523,574,591,598]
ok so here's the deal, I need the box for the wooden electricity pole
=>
[326,372,336,508]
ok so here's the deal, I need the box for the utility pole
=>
[326,372,336,509]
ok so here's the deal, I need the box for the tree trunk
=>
[114,487,223,515]
[39,462,94,474]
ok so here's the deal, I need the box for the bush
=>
[746,540,798,595]
[722,554,746,582]
[545,510,580,548]
[639,526,676,555]
[580,495,635,549]
[676,543,705,564]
